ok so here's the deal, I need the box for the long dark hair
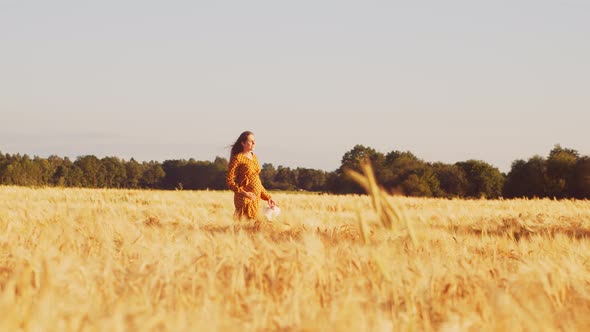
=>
[230,131,253,159]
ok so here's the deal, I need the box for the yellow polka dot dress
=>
[226,153,271,220]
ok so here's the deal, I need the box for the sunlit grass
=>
[1,184,590,331]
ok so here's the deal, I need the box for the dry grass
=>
[1,181,590,331]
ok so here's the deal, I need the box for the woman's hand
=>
[242,191,257,200]
[268,198,277,208]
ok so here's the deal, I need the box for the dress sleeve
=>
[226,157,243,194]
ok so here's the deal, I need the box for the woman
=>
[226,131,277,220]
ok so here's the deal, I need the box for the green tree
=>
[260,163,277,189]
[185,160,218,190]
[382,151,421,187]
[0,152,7,185]
[161,160,188,189]
[274,166,297,191]
[546,144,578,198]
[4,154,38,186]
[211,157,229,190]
[432,162,468,197]
[141,161,165,189]
[572,156,590,199]
[53,164,69,187]
[101,157,127,188]
[65,165,84,187]
[504,156,547,198]
[125,158,143,188]
[33,156,53,185]
[401,174,433,196]
[382,151,442,197]
[456,160,504,198]
[74,155,103,188]
[341,145,384,173]
[337,145,385,194]
[47,155,68,186]
[296,168,327,192]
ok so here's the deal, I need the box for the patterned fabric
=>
[226,153,271,220]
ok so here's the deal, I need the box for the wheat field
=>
[1,180,590,331]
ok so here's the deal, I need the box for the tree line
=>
[326,144,589,199]
[0,144,588,199]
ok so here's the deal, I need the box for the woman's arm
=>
[226,157,244,194]
[260,186,271,201]
[260,185,277,207]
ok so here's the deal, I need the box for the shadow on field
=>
[440,217,590,241]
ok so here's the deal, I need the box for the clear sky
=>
[1,0,589,173]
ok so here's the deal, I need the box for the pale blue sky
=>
[1,0,589,172]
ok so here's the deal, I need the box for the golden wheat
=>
[1,184,590,331]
